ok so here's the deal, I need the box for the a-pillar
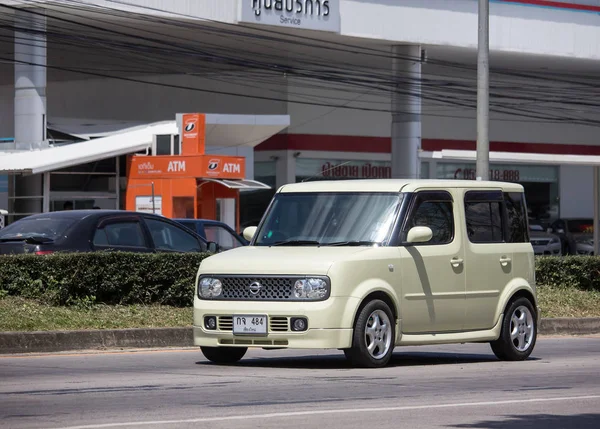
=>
[391,45,422,179]
[12,8,48,217]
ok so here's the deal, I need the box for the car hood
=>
[529,231,555,239]
[199,245,373,275]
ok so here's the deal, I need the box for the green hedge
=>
[0,253,598,307]
[536,256,600,291]
[0,252,209,307]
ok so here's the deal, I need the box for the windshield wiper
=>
[271,240,321,246]
[322,240,381,247]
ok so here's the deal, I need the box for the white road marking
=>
[55,394,600,429]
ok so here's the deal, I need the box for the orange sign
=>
[181,113,206,155]
[129,155,245,179]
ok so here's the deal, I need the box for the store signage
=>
[129,155,246,179]
[453,168,521,182]
[437,163,559,183]
[180,113,205,155]
[238,0,341,33]
[321,162,391,179]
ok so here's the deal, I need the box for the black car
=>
[173,218,248,251]
[0,210,217,255]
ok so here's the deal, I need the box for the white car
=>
[529,224,561,256]
[193,179,539,368]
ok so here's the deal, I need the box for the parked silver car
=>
[529,224,561,256]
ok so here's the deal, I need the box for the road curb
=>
[1,318,599,354]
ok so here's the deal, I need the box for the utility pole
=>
[476,0,490,181]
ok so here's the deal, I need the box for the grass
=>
[1,286,599,332]
[537,285,600,319]
[0,297,192,332]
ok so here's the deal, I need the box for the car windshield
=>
[529,225,544,232]
[566,219,593,234]
[0,217,76,241]
[254,192,403,246]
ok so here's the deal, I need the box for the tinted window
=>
[403,192,454,244]
[145,218,202,252]
[0,217,76,240]
[465,201,503,243]
[93,221,146,247]
[205,225,243,250]
[504,192,529,243]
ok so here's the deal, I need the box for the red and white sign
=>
[129,155,245,179]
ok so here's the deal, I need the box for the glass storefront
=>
[240,161,277,229]
[435,162,560,227]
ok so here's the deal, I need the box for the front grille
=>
[216,315,290,332]
[219,277,295,300]
[270,317,289,332]
[218,316,233,331]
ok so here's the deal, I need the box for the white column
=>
[391,45,422,179]
[14,9,47,151]
[13,9,47,216]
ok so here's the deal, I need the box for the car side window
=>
[145,218,202,252]
[465,191,504,243]
[402,191,454,245]
[204,225,242,250]
[504,192,529,243]
[93,221,147,247]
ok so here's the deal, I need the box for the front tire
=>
[200,346,247,364]
[490,297,537,361]
[344,299,395,368]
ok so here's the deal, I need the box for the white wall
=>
[342,0,600,60]
[560,165,594,218]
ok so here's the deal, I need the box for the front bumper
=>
[193,296,359,349]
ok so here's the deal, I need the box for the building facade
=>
[1,0,600,228]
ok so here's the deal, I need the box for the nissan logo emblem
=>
[248,281,262,295]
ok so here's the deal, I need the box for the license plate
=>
[233,315,268,335]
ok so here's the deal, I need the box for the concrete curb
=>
[1,318,599,354]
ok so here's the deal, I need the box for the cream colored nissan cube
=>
[193,179,538,368]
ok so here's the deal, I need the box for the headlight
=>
[294,278,329,300]
[198,277,222,299]
[549,237,559,244]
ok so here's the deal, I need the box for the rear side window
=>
[504,192,529,243]
[93,221,147,247]
[0,217,76,240]
[465,191,503,243]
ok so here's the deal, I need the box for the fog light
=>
[204,316,217,330]
[291,317,308,332]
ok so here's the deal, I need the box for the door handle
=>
[499,256,512,266]
[450,257,464,267]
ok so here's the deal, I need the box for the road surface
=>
[1,337,599,429]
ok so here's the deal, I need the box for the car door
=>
[462,189,514,331]
[92,217,152,253]
[398,190,466,334]
[143,217,205,253]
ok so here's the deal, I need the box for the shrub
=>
[535,256,600,291]
[0,252,208,307]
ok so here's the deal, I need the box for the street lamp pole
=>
[476,0,490,181]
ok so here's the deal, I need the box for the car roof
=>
[278,179,524,193]
[16,210,164,222]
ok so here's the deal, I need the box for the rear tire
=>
[490,297,537,361]
[200,346,247,364]
[344,299,395,368]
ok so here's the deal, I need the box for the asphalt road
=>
[1,337,599,429]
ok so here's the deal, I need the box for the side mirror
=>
[243,226,258,242]
[546,228,552,234]
[406,226,433,244]
[557,229,565,234]
[207,241,218,253]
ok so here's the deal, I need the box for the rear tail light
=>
[35,250,54,255]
